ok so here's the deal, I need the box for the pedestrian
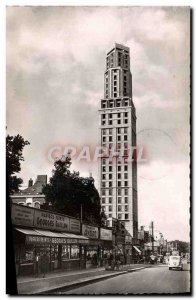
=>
[40,252,49,278]
[35,254,40,277]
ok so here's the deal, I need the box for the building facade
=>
[11,175,47,208]
[98,43,138,244]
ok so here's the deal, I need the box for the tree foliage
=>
[6,134,30,194]
[43,156,106,226]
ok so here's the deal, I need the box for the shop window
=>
[70,245,79,259]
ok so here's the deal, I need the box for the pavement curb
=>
[33,267,148,295]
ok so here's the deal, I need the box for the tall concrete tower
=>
[98,43,138,244]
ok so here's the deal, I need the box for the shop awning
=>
[133,245,141,254]
[15,228,42,236]
[14,227,89,245]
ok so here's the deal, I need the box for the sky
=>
[6,6,190,242]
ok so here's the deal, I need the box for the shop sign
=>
[69,218,80,233]
[100,228,112,240]
[26,235,90,245]
[82,224,99,239]
[34,210,70,232]
[11,204,34,227]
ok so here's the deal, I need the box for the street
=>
[62,265,190,294]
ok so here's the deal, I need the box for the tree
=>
[6,134,30,194]
[43,156,106,226]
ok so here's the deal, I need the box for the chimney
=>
[28,178,33,187]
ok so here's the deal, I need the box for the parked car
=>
[168,256,183,271]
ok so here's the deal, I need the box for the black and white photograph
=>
[6,5,191,295]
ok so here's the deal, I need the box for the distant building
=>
[11,175,47,208]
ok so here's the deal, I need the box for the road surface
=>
[62,265,190,294]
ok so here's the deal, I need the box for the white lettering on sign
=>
[11,204,34,227]
[82,224,98,239]
[34,210,70,231]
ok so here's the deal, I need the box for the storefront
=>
[11,204,89,276]
[99,228,113,266]
[82,224,101,268]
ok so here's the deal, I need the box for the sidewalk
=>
[17,264,152,294]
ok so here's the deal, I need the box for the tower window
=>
[125,197,128,203]
[118,197,121,203]
[109,120,113,125]
[109,206,112,212]
[109,166,112,172]
[102,198,105,204]
[125,214,129,220]
[109,129,113,134]
[118,206,122,212]
[118,214,122,219]
[118,173,121,179]
[118,189,121,195]
[109,197,112,204]
[109,174,112,180]
[109,189,112,195]
[109,114,112,119]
